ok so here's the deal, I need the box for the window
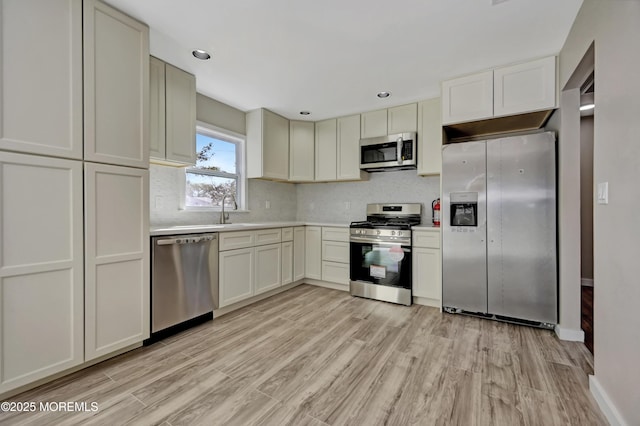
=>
[185,124,244,210]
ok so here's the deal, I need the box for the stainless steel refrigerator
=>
[441,132,557,327]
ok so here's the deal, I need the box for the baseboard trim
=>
[304,279,349,292]
[554,325,585,342]
[589,375,628,426]
[582,278,594,287]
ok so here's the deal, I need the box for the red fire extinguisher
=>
[432,198,441,227]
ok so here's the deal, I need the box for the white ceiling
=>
[105,0,583,121]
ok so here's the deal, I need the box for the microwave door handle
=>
[396,136,403,164]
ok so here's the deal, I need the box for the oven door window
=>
[350,242,412,289]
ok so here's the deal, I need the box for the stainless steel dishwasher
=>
[150,233,218,340]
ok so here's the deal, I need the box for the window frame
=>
[181,121,247,211]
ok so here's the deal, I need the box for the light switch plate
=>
[597,182,608,205]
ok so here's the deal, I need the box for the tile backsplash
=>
[150,165,440,226]
[296,170,440,224]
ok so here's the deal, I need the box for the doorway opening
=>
[579,71,595,354]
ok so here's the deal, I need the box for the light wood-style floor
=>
[1,284,607,425]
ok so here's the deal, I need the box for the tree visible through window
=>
[185,130,240,208]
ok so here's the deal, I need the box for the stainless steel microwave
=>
[359,132,417,172]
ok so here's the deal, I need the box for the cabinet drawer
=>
[322,261,350,285]
[219,231,255,251]
[322,227,349,242]
[281,227,294,241]
[322,241,349,263]
[413,230,440,249]
[255,228,282,246]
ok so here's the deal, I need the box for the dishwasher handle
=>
[156,234,217,246]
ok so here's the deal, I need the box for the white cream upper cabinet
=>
[388,103,418,134]
[293,227,305,281]
[493,56,557,117]
[337,114,365,181]
[83,0,149,168]
[84,162,149,361]
[165,63,196,165]
[289,120,315,182]
[0,0,82,159]
[441,71,494,125]
[247,109,289,180]
[314,119,337,181]
[149,56,166,160]
[360,109,388,138]
[417,98,442,176]
[305,226,322,280]
[0,152,84,394]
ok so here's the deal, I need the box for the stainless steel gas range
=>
[349,203,422,306]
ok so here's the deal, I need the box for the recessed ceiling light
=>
[377,91,391,99]
[192,49,211,60]
[580,104,595,111]
[299,111,311,115]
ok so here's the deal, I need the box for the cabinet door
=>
[149,56,166,160]
[293,227,305,281]
[388,103,418,134]
[337,114,364,181]
[360,109,388,138]
[305,226,322,280]
[315,119,337,181]
[321,261,349,285]
[282,242,293,285]
[263,109,289,180]
[165,63,196,165]
[0,0,83,159]
[0,152,83,394]
[84,0,149,168]
[84,163,149,361]
[417,98,442,175]
[494,56,557,117]
[322,241,349,263]
[289,121,315,181]
[441,71,493,124]
[255,244,282,295]
[219,247,254,308]
[413,247,441,306]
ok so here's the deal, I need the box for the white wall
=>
[296,171,440,224]
[559,1,640,424]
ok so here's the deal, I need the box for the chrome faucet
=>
[220,193,237,224]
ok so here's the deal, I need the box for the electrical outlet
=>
[265,200,271,209]
[344,201,351,210]
[154,196,163,209]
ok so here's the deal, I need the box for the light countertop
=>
[150,221,349,236]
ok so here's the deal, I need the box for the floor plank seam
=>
[130,392,148,407]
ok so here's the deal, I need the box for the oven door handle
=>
[350,236,410,246]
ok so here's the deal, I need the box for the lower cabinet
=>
[412,229,441,307]
[219,247,254,307]
[255,243,282,295]
[84,163,149,361]
[0,152,84,394]
[293,227,305,281]
[219,228,298,308]
[321,227,350,285]
[305,226,322,280]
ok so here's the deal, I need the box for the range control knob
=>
[391,230,396,236]
[376,230,381,235]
